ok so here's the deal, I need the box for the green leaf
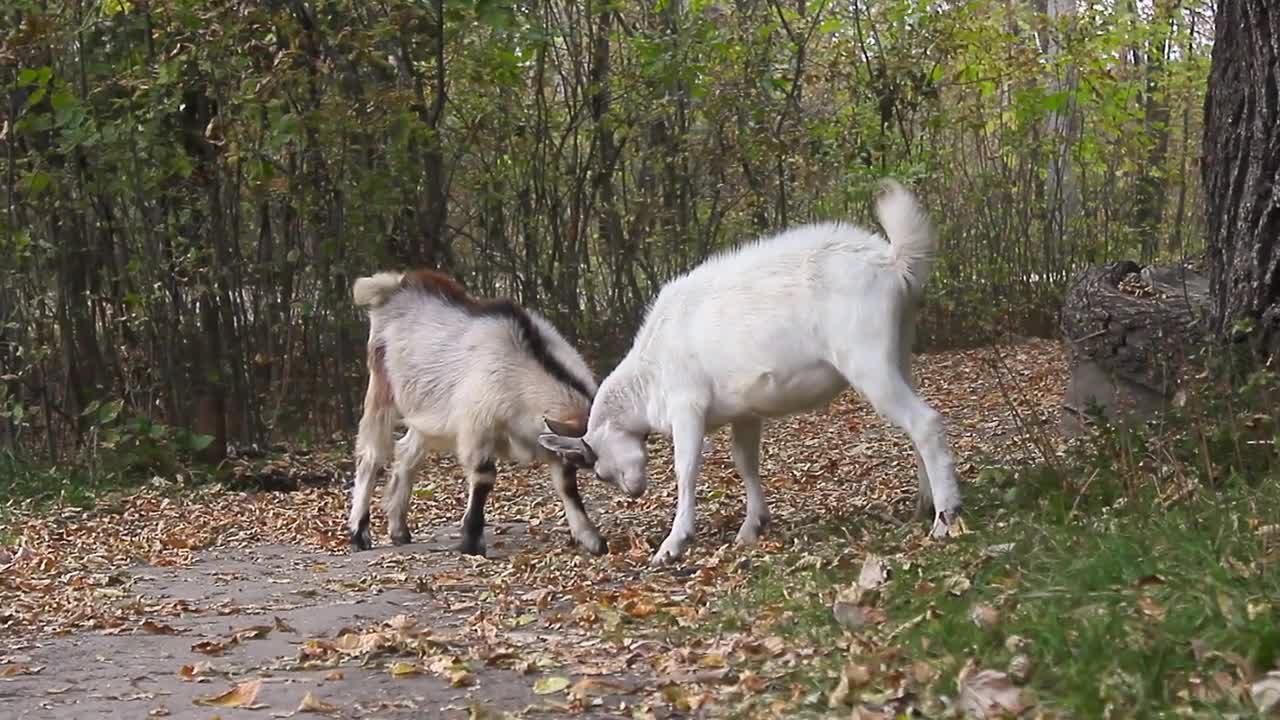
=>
[189,434,215,451]
[97,399,124,424]
[24,171,52,195]
[81,399,102,417]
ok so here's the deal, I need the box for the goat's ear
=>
[543,415,587,438]
[537,432,597,469]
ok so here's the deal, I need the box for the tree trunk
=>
[1202,0,1280,363]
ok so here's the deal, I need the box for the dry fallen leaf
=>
[957,661,1030,718]
[944,574,972,596]
[568,676,630,702]
[194,678,263,708]
[969,603,1001,629]
[1137,595,1167,622]
[231,624,273,642]
[533,675,572,695]
[388,662,419,678]
[191,639,233,656]
[829,662,872,707]
[142,620,181,635]
[1252,671,1280,715]
[858,554,888,591]
[833,602,885,629]
[296,691,339,715]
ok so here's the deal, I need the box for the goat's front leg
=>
[731,418,770,545]
[550,463,608,555]
[653,411,707,566]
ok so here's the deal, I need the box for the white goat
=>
[348,269,607,557]
[538,180,962,565]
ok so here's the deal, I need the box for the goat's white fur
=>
[348,272,606,555]
[538,180,961,565]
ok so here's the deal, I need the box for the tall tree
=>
[1202,0,1280,363]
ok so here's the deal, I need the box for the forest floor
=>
[3,339,1279,719]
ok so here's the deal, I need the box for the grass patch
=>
[699,366,1280,718]
[703,475,1280,718]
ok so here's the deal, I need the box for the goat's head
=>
[538,416,648,499]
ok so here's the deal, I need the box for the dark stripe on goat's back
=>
[397,268,593,403]
[479,299,595,402]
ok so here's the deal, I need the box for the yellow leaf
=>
[532,675,571,695]
[699,653,726,668]
[193,678,263,708]
[296,691,339,715]
[388,662,419,678]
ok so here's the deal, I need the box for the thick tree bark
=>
[1202,0,1280,363]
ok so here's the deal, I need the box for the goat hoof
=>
[735,513,771,546]
[390,529,412,546]
[350,530,373,552]
[579,534,609,556]
[349,513,373,551]
[458,537,487,557]
[651,539,688,566]
[929,506,965,539]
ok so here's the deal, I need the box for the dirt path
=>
[3,523,651,719]
[1,341,1070,719]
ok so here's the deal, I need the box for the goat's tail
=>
[876,179,938,296]
[352,272,404,309]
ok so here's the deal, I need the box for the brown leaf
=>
[191,638,233,656]
[142,620,181,635]
[567,676,630,701]
[969,603,1001,629]
[193,678,263,708]
[1137,595,1167,622]
[230,624,273,642]
[273,616,298,634]
[829,662,872,708]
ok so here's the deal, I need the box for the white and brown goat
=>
[347,269,607,556]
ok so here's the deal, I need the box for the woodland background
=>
[1,0,1213,462]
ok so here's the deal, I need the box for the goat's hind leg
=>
[731,418,771,545]
[349,404,396,552]
[550,462,608,555]
[383,429,429,546]
[840,356,962,537]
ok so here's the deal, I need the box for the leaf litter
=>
[0,341,1074,716]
